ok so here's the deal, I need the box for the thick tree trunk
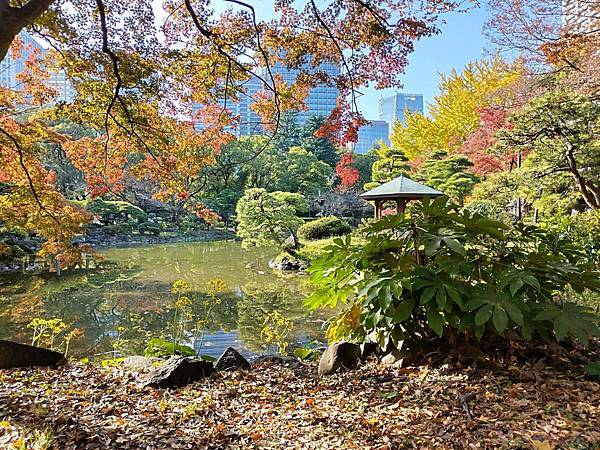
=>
[0,0,56,62]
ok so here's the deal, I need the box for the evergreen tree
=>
[364,142,410,191]
[414,150,479,205]
[300,116,340,167]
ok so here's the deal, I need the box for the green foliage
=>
[236,188,307,249]
[144,338,196,358]
[86,199,148,224]
[585,362,600,377]
[364,142,410,191]
[307,196,600,349]
[293,346,318,361]
[298,216,351,241]
[492,90,600,210]
[413,151,479,205]
[103,223,135,235]
[543,210,600,267]
[300,116,340,167]
[138,222,162,236]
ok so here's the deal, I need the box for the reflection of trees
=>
[0,245,326,359]
[236,279,323,352]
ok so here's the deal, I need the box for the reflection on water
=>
[0,241,324,360]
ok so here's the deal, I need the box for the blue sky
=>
[356,5,490,119]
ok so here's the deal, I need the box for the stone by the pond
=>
[140,356,214,388]
[252,355,302,369]
[122,356,162,370]
[318,342,361,376]
[215,347,251,371]
[0,340,66,369]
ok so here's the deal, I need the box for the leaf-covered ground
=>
[0,356,599,449]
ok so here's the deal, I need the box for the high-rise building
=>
[378,93,424,133]
[0,31,75,103]
[260,60,340,127]
[562,0,600,34]
[194,60,340,136]
[351,120,389,154]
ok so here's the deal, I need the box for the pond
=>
[0,241,326,361]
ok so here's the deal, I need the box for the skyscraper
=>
[259,60,340,127]
[351,120,390,154]
[195,60,340,136]
[378,93,424,133]
[0,31,76,103]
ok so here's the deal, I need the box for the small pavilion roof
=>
[360,175,444,201]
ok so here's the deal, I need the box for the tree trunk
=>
[0,0,57,62]
[565,144,599,209]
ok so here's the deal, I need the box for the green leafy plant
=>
[307,196,600,350]
[298,216,351,241]
[144,338,196,358]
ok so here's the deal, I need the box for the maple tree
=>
[459,107,513,177]
[335,152,360,192]
[0,0,461,267]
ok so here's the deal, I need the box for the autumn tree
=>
[486,0,600,96]
[390,58,520,161]
[335,152,360,191]
[0,0,462,267]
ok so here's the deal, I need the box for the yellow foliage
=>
[391,58,521,161]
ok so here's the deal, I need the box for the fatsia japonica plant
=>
[306,196,600,350]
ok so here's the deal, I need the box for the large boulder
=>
[215,347,251,371]
[318,342,361,376]
[140,356,214,388]
[0,340,66,369]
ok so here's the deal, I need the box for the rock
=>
[268,257,307,271]
[140,356,214,388]
[0,340,66,369]
[252,355,302,369]
[381,349,407,368]
[318,342,361,376]
[122,356,162,370]
[215,347,251,371]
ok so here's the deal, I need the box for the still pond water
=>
[0,241,325,360]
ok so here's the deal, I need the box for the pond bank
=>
[1,356,598,449]
[0,229,237,274]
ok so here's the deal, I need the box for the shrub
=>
[138,222,162,236]
[306,196,600,350]
[103,223,134,235]
[298,216,351,241]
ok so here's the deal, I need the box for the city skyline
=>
[0,30,75,103]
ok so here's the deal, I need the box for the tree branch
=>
[0,0,56,62]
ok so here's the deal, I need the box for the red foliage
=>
[335,152,360,191]
[316,99,368,147]
[460,107,514,176]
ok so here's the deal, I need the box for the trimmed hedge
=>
[298,216,351,241]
